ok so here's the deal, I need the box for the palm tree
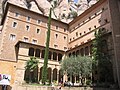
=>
[25,57,39,83]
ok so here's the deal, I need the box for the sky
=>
[74,0,78,3]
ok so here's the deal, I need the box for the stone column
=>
[63,72,67,82]
[51,69,53,83]
[108,0,120,87]
[38,67,40,82]
[88,45,91,56]
[57,70,59,83]
[74,76,76,83]
[40,50,42,58]
[57,53,58,61]
[51,52,53,60]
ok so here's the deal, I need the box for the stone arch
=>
[76,50,79,56]
[53,68,57,81]
[24,67,38,83]
[58,53,62,61]
[53,52,57,60]
[47,67,52,83]
[85,46,89,55]
[72,51,75,56]
[35,49,40,58]
[69,53,71,57]
[80,48,84,56]
[28,47,34,56]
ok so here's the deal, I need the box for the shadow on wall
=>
[0,85,12,90]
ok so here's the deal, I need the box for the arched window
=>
[35,49,40,57]
[58,53,62,61]
[69,53,71,57]
[80,48,84,56]
[72,51,75,56]
[53,52,57,60]
[41,50,45,58]
[28,47,34,56]
[76,50,79,56]
[85,46,89,55]
[48,51,52,59]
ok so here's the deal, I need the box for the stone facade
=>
[0,0,120,88]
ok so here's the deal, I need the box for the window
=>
[89,17,91,19]
[35,49,40,57]
[73,37,74,39]
[10,34,16,41]
[32,39,37,44]
[64,47,67,50]
[80,33,82,36]
[37,19,42,24]
[15,13,19,17]
[36,28,40,34]
[28,48,34,56]
[27,16,31,21]
[56,26,58,29]
[64,28,66,32]
[26,25,30,31]
[102,7,104,11]
[12,22,17,28]
[104,19,108,23]
[94,25,96,28]
[55,34,58,38]
[89,28,91,31]
[70,38,71,41]
[84,31,86,33]
[54,44,58,48]
[76,32,78,37]
[64,36,66,40]
[24,37,28,42]
[98,19,101,23]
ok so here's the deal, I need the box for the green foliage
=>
[42,8,52,84]
[25,57,39,72]
[92,28,113,83]
[25,57,39,83]
[67,11,78,19]
[61,55,92,80]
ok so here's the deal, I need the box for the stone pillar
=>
[51,52,53,60]
[63,72,67,82]
[57,53,58,61]
[40,50,42,58]
[108,0,120,87]
[75,76,76,83]
[88,45,91,56]
[51,69,53,83]
[57,71,59,83]
[38,67,40,82]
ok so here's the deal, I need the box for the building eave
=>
[69,0,107,26]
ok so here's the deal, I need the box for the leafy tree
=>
[92,28,113,83]
[25,57,39,83]
[61,55,92,84]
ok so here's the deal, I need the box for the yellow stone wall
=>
[0,60,16,85]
